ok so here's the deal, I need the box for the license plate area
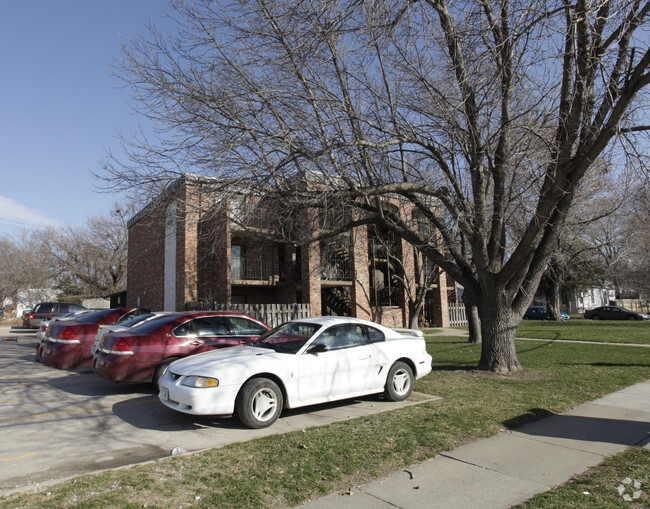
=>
[159,386,169,401]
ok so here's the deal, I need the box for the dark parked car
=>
[25,302,86,328]
[583,306,649,321]
[37,308,138,370]
[523,305,569,320]
[93,312,270,386]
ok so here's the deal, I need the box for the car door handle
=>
[189,340,202,346]
[359,355,372,360]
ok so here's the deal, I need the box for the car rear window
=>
[77,309,123,323]
[129,314,181,333]
[36,303,55,313]
[228,316,268,335]
[118,313,157,328]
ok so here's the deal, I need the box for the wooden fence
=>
[185,302,311,328]
[448,302,468,327]
[615,299,650,313]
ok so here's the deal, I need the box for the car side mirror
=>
[308,343,328,354]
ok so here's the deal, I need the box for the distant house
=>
[126,175,453,328]
[5,289,58,318]
[568,284,616,313]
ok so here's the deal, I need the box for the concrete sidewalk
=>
[297,380,650,509]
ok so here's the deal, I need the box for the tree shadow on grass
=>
[559,361,650,367]
[503,408,556,429]
[432,364,481,371]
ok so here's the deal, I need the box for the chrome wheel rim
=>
[251,388,278,421]
[392,368,411,396]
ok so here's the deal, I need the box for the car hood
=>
[168,345,280,375]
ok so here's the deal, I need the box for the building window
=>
[369,234,400,307]
[231,245,244,280]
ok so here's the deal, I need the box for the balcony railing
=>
[369,243,398,260]
[321,258,351,281]
[371,286,401,307]
[232,258,273,281]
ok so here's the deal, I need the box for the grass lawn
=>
[514,447,649,508]
[1,326,649,508]
[516,319,650,344]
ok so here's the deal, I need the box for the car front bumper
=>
[93,353,157,384]
[158,370,240,416]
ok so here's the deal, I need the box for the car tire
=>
[628,315,638,321]
[153,357,181,388]
[384,361,414,402]
[236,378,283,429]
[591,315,600,320]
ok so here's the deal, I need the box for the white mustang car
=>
[158,316,432,428]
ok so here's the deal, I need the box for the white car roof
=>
[286,316,420,338]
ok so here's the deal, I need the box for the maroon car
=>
[92,312,270,386]
[37,308,137,370]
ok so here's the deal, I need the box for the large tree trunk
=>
[478,297,522,372]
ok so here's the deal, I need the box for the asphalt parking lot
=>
[0,326,437,496]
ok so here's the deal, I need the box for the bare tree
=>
[0,231,55,312]
[102,0,650,372]
[618,184,650,297]
[535,166,629,319]
[44,206,130,298]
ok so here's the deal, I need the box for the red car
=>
[92,311,270,386]
[37,308,138,370]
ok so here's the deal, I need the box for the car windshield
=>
[253,322,322,354]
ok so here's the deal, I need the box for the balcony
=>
[369,242,398,260]
[321,258,351,281]
[232,258,275,283]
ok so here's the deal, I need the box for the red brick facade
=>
[127,178,452,327]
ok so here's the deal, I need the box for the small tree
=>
[45,206,130,298]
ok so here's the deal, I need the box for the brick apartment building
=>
[126,175,453,328]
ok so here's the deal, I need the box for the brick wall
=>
[126,177,454,326]
[126,202,166,311]
[351,225,371,320]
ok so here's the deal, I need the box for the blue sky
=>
[0,1,169,236]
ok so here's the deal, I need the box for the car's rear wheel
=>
[153,357,181,388]
[591,315,601,320]
[384,361,414,402]
[236,378,283,428]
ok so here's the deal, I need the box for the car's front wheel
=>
[384,361,414,402]
[628,315,638,321]
[236,378,283,428]
[153,357,181,388]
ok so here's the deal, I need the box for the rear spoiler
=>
[392,328,424,338]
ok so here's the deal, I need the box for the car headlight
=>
[181,376,219,388]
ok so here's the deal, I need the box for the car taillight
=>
[41,324,47,332]
[112,338,132,353]
[58,327,78,341]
